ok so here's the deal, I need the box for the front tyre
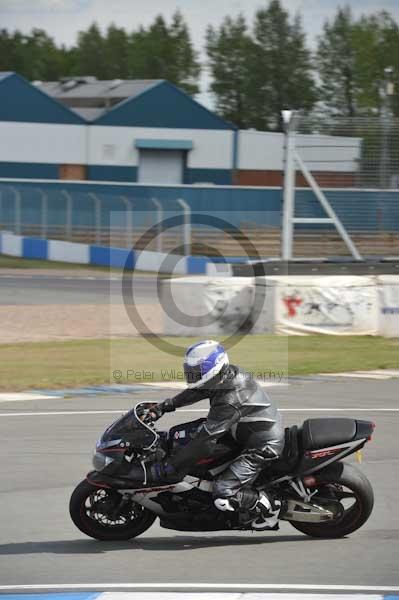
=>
[289,462,374,538]
[69,480,156,541]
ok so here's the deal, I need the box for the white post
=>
[177,198,191,256]
[10,186,21,235]
[88,193,102,245]
[120,195,134,249]
[38,188,48,239]
[151,197,163,252]
[62,190,73,241]
[282,110,296,260]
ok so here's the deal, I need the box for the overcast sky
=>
[1,0,398,105]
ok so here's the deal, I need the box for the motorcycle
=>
[70,401,375,540]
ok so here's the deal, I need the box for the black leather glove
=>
[146,398,175,423]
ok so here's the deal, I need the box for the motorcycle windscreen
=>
[100,408,157,450]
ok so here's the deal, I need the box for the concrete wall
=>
[236,130,361,187]
[0,119,363,187]
[0,122,87,175]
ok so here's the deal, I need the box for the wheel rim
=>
[81,489,145,530]
[312,482,362,527]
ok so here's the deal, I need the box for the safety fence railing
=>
[282,112,399,260]
[1,179,399,260]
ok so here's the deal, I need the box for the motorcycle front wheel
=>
[69,479,156,541]
[289,462,374,538]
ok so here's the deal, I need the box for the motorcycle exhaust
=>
[281,499,335,523]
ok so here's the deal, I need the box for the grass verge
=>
[0,255,111,271]
[0,255,173,276]
[0,335,398,391]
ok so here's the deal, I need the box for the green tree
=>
[0,28,67,81]
[206,15,257,127]
[317,7,399,117]
[352,11,399,117]
[74,23,108,79]
[206,1,316,130]
[253,0,317,130]
[25,29,66,80]
[104,24,130,79]
[128,12,200,94]
[168,11,200,95]
[317,7,360,117]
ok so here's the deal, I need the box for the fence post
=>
[10,186,22,235]
[61,190,73,241]
[281,110,296,261]
[120,195,134,249]
[38,188,48,239]
[88,193,101,245]
[177,198,191,256]
[151,197,163,252]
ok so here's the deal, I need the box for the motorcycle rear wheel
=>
[69,479,156,541]
[289,462,374,538]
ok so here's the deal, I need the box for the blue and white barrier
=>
[0,232,234,276]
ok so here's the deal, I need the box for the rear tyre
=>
[289,462,374,538]
[69,480,156,541]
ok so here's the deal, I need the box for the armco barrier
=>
[0,231,234,276]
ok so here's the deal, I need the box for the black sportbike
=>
[70,402,375,540]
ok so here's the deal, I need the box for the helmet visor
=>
[183,362,202,385]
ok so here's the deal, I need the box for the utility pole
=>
[281,110,296,260]
[379,66,395,189]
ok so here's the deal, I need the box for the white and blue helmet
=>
[183,340,229,389]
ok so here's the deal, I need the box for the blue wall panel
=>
[88,165,233,186]
[295,189,399,232]
[3,181,399,237]
[22,237,48,259]
[0,162,59,178]
[88,166,138,182]
[185,168,233,185]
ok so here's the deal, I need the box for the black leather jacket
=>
[165,365,283,470]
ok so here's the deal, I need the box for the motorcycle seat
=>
[302,418,357,450]
[269,426,300,473]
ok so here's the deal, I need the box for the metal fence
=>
[1,176,399,260]
[295,115,399,190]
[0,181,282,258]
[282,113,399,260]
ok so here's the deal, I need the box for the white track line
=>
[144,381,288,389]
[0,393,60,402]
[0,408,398,418]
[320,369,399,379]
[100,594,385,600]
[0,583,398,593]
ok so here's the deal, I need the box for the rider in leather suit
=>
[149,340,284,529]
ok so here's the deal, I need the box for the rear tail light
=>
[303,476,317,487]
[367,422,376,441]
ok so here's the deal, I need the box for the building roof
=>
[70,107,107,121]
[0,72,84,124]
[38,78,161,105]
[37,77,235,130]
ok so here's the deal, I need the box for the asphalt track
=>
[0,273,159,305]
[0,377,397,588]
